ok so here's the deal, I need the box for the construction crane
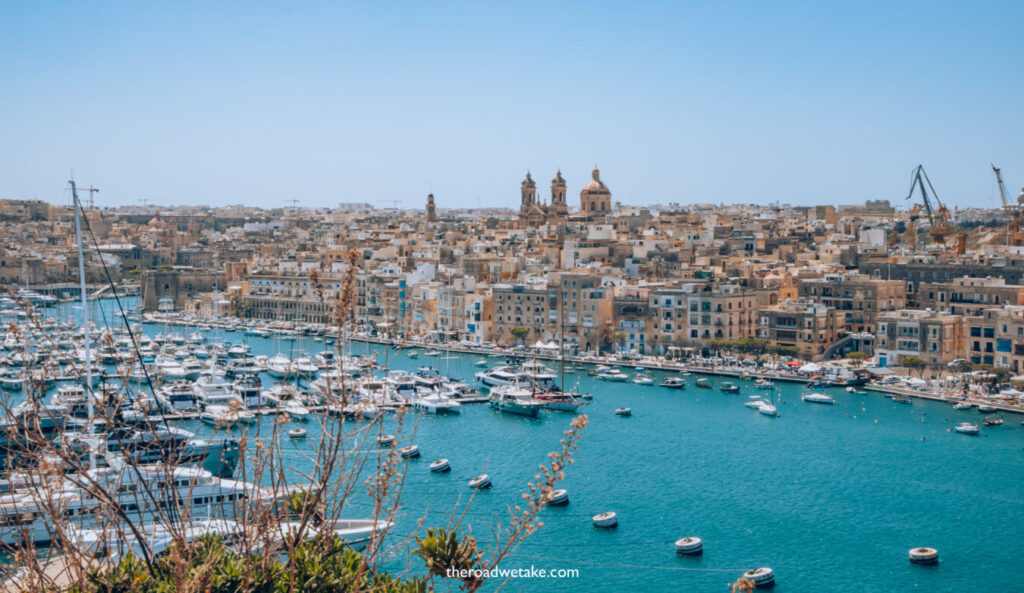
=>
[905,165,955,245]
[986,164,1024,246]
[81,186,99,209]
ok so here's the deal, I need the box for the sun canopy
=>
[798,363,821,373]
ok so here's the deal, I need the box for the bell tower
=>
[551,170,567,216]
[520,172,537,215]
[425,193,437,223]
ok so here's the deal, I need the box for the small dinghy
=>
[399,444,421,458]
[288,428,307,439]
[614,407,631,417]
[429,458,451,472]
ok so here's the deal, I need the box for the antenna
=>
[288,199,300,208]
[383,200,403,210]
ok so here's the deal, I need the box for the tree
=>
[846,351,868,367]
[509,327,530,345]
[902,356,927,377]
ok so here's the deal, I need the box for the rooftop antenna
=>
[288,199,300,208]
[384,199,403,210]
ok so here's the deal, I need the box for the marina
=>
[0,297,1021,591]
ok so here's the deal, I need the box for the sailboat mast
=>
[70,181,94,404]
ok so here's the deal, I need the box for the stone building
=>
[579,167,611,218]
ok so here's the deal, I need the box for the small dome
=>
[582,167,608,192]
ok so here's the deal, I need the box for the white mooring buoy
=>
[674,536,703,555]
[909,547,939,565]
[742,567,775,588]
[592,512,618,528]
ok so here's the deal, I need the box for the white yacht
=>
[194,373,242,408]
[266,354,293,380]
[155,381,200,413]
[293,356,319,377]
[155,356,188,382]
[801,392,836,404]
[0,460,272,546]
[488,386,543,417]
[413,392,462,414]
[200,404,255,428]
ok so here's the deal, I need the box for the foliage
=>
[65,534,428,593]
[508,327,529,344]
[413,528,482,585]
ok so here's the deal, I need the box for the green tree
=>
[902,356,927,377]
[846,351,869,367]
[509,327,530,345]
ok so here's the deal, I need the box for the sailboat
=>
[758,385,779,417]
[534,285,589,412]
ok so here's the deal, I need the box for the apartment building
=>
[798,273,905,333]
[917,276,1024,318]
[874,310,965,367]
[684,284,758,342]
[757,300,843,359]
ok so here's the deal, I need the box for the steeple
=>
[551,169,568,216]
[520,171,537,214]
[425,193,437,223]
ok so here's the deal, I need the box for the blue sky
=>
[1,1,1022,210]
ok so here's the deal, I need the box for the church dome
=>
[582,167,608,192]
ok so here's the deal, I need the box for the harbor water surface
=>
[41,300,1024,591]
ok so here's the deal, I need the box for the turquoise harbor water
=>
[25,299,1024,591]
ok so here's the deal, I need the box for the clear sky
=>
[1,1,1022,210]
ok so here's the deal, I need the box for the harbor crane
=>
[987,164,1024,246]
[905,164,957,246]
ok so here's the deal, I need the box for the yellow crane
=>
[905,165,956,245]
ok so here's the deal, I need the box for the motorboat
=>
[233,373,266,409]
[632,373,654,386]
[0,460,270,546]
[953,401,973,410]
[413,392,462,414]
[659,377,686,389]
[194,372,242,408]
[801,392,835,404]
[695,378,712,389]
[977,404,998,413]
[154,356,188,382]
[720,382,740,393]
[488,386,543,417]
[954,422,979,435]
[266,354,293,380]
[314,350,337,369]
[983,417,1003,426]
[200,405,254,428]
[596,369,628,382]
[534,391,590,412]
[0,372,24,392]
[474,359,488,367]
[155,381,200,413]
[293,356,319,377]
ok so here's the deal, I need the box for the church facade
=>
[519,167,610,226]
